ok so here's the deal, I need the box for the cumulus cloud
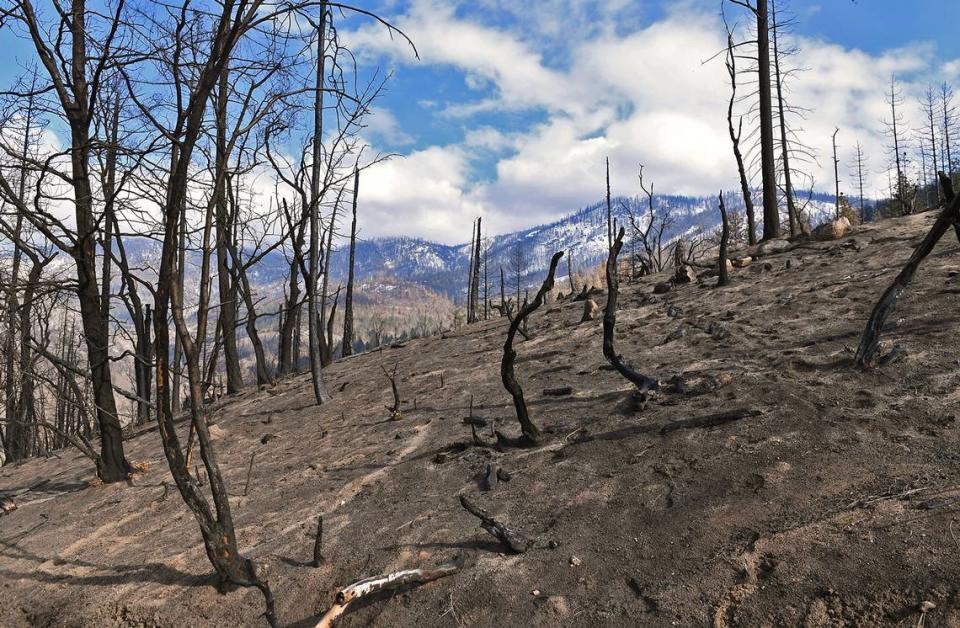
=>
[344,0,952,244]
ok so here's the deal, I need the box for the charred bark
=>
[500,251,563,444]
[603,228,658,396]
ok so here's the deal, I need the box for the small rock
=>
[919,600,936,613]
[260,433,277,444]
[653,282,673,294]
[532,589,541,596]
[666,305,684,318]
[548,539,559,549]
[580,299,600,322]
[208,424,227,440]
[569,556,582,567]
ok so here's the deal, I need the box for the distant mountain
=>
[323,191,839,300]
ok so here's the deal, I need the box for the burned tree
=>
[717,193,731,287]
[500,251,564,445]
[855,172,957,367]
[0,0,135,482]
[603,228,658,396]
[724,27,756,245]
[342,165,359,357]
[730,0,779,240]
[381,363,402,420]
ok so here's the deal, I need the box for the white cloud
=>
[346,1,955,244]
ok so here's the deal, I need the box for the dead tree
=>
[724,28,756,245]
[628,165,674,274]
[717,193,731,287]
[382,363,402,420]
[603,228,657,396]
[341,165,359,357]
[832,127,841,217]
[855,172,958,367]
[922,85,942,205]
[852,141,868,222]
[308,3,333,404]
[0,0,134,482]
[731,0,779,239]
[771,0,806,236]
[470,217,482,324]
[942,82,956,183]
[500,252,563,445]
[884,75,911,216]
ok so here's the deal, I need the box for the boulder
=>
[674,265,697,283]
[757,238,791,256]
[580,299,600,322]
[812,216,852,241]
[732,256,752,268]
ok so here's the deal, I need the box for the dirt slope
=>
[3,212,960,627]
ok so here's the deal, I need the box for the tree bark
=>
[756,0,780,240]
[308,3,332,404]
[341,166,359,357]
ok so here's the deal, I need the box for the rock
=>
[580,299,600,322]
[812,216,852,241]
[481,463,498,492]
[666,305,684,318]
[531,589,541,596]
[757,238,791,256]
[732,256,752,268]
[674,265,697,283]
[919,600,936,613]
[569,556,582,567]
[208,424,227,440]
[260,433,277,444]
[653,282,673,294]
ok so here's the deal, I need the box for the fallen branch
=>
[659,408,761,435]
[316,563,460,628]
[459,494,532,553]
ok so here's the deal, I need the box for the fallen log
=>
[542,386,573,397]
[659,408,762,435]
[459,494,532,553]
[315,563,460,628]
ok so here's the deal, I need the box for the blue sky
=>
[4,1,960,243]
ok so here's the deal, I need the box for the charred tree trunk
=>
[756,0,780,240]
[469,217,482,324]
[308,4,332,404]
[603,228,658,395]
[717,194,730,287]
[214,68,244,394]
[342,167,359,357]
[855,173,957,367]
[500,251,564,444]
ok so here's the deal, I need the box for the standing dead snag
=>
[381,363,402,420]
[604,228,658,396]
[855,172,959,367]
[717,192,730,288]
[501,251,564,444]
